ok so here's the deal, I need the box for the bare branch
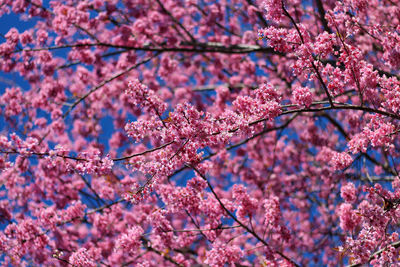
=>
[63,53,160,118]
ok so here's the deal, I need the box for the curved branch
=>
[188,164,301,267]
[347,240,400,267]
[19,42,282,55]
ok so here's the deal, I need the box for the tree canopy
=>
[1,0,400,266]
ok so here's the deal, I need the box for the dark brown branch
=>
[143,225,241,236]
[19,42,282,55]
[113,141,175,161]
[141,237,184,267]
[191,3,240,36]
[281,2,334,106]
[314,0,332,33]
[188,165,301,267]
[155,0,196,44]
[277,102,400,121]
[0,150,87,161]
[192,83,257,92]
[347,240,400,267]
[245,0,268,27]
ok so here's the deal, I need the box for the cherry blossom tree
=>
[1,0,400,266]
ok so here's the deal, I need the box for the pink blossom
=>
[264,195,282,227]
[348,133,369,153]
[1,1,400,266]
[205,241,243,267]
[5,28,19,44]
[115,226,143,253]
[62,201,86,221]
[263,0,283,22]
[331,151,352,170]
[292,85,313,107]
[69,248,96,267]
[338,203,361,231]
[232,184,258,220]
[36,29,48,44]
[341,182,357,203]
[125,79,167,114]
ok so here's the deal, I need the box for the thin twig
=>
[113,141,174,161]
[63,53,160,118]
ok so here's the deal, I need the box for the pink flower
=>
[348,133,369,154]
[5,28,19,44]
[233,83,281,121]
[115,226,143,253]
[341,182,357,203]
[263,0,283,22]
[125,79,167,114]
[205,241,243,267]
[69,248,96,267]
[331,152,352,170]
[292,85,313,107]
[62,201,86,221]
[264,195,282,227]
[338,203,360,231]
[36,29,48,44]
[232,184,258,220]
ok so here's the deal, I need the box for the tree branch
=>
[188,164,301,267]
